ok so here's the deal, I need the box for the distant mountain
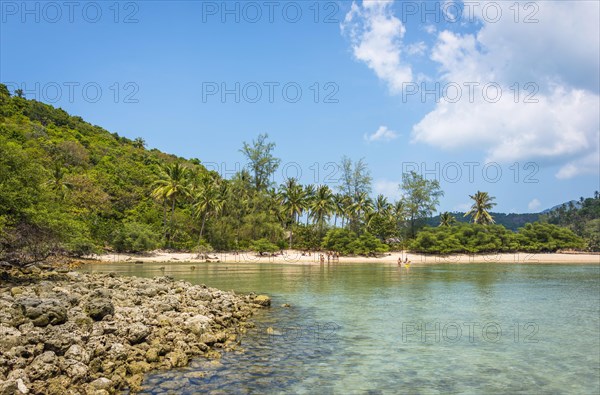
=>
[540,200,581,214]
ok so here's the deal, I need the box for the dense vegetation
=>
[427,212,541,232]
[409,222,584,254]
[541,194,600,251]
[0,85,416,262]
[0,84,595,266]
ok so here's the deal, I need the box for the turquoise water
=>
[84,263,600,394]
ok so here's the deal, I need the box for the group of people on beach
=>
[319,251,339,264]
[398,256,411,268]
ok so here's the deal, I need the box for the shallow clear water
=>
[83,262,600,394]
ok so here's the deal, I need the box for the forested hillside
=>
[541,195,600,251]
[0,84,213,263]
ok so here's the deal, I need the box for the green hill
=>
[0,84,212,264]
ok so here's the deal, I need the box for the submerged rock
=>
[254,295,271,307]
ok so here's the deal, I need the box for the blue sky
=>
[1,0,598,213]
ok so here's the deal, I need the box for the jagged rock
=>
[16,378,28,394]
[65,344,90,364]
[0,380,17,395]
[17,298,68,327]
[89,377,112,391]
[145,348,159,363]
[0,271,269,394]
[84,299,114,321]
[26,352,59,381]
[185,315,212,336]
[126,323,150,345]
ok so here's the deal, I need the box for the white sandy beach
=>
[90,250,600,265]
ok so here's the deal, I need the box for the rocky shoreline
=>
[0,268,271,394]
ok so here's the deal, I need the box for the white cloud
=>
[423,25,436,35]
[556,152,599,179]
[374,179,401,200]
[341,0,412,93]
[528,198,541,211]
[410,1,600,179]
[364,125,399,142]
[406,41,427,56]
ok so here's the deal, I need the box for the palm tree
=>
[350,191,373,231]
[304,184,316,225]
[332,193,345,227]
[280,178,306,248]
[374,194,391,216]
[133,137,146,149]
[151,163,190,245]
[339,194,353,228]
[464,191,496,225]
[266,188,286,228]
[439,212,456,227]
[47,164,73,200]
[392,200,406,235]
[310,185,335,234]
[192,177,219,242]
[280,178,305,225]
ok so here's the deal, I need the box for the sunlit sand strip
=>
[90,251,600,265]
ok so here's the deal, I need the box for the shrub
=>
[112,222,159,253]
[516,222,585,252]
[321,229,389,256]
[250,238,279,255]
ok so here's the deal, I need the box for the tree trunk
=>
[162,199,168,237]
[169,197,176,247]
[288,213,294,249]
[199,212,207,243]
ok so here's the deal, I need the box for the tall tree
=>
[280,178,306,248]
[349,191,374,232]
[337,157,372,230]
[400,171,444,237]
[191,174,223,242]
[338,156,372,199]
[464,191,496,225]
[310,185,335,234]
[151,163,190,245]
[240,133,281,191]
[374,194,391,216]
[304,184,316,225]
[332,193,345,228]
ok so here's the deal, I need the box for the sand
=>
[90,250,600,265]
